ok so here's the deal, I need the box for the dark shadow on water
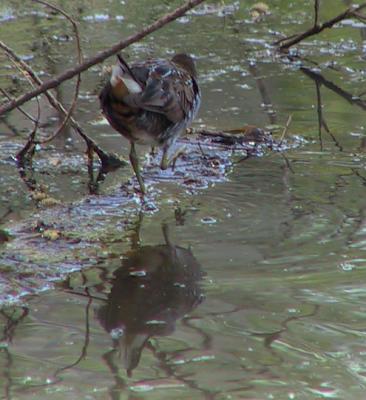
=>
[97,223,205,377]
[55,221,205,399]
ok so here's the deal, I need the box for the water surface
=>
[1,1,366,399]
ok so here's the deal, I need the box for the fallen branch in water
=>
[0,0,206,116]
[194,126,269,145]
[274,0,366,50]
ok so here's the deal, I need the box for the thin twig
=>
[5,57,43,126]
[301,66,366,111]
[0,40,122,168]
[353,10,366,22]
[300,65,366,152]
[315,80,324,151]
[280,153,295,173]
[0,0,206,116]
[279,114,292,145]
[314,0,320,27]
[32,0,83,144]
[313,76,343,152]
[274,2,366,50]
[1,56,42,165]
[54,288,92,376]
[351,168,366,185]
[0,89,37,123]
[13,68,42,178]
[321,116,343,152]
[197,140,207,158]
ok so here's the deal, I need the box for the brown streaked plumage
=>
[99,53,201,195]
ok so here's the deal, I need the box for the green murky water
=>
[1,0,366,398]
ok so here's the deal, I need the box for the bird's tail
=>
[110,54,143,96]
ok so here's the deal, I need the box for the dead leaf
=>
[31,191,48,201]
[39,197,61,207]
[250,2,270,21]
[49,157,61,167]
[42,229,61,240]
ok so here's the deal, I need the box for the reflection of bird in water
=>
[97,224,204,376]
[99,53,201,195]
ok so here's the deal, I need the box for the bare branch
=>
[315,80,324,151]
[0,89,37,123]
[32,0,83,144]
[306,68,343,152]
[279,114,292,146]
[0,40,121,167]
[274,2,366,50]
[314,0,320,27]
[12,65,41,167]
[300,66,366,111]
[0,56,42,163]
[0,0,206,116]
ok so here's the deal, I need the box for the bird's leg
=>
[129,142,146,195]
[160,144,186,171]
[171,145,186,170]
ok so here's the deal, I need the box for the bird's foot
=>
[161,145,187,171]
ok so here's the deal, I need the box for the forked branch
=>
[275,1,366,50]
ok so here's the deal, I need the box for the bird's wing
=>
[126,62,198,124]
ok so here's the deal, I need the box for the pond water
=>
[1,0,366,399]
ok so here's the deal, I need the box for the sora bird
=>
[99,53,201,195]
